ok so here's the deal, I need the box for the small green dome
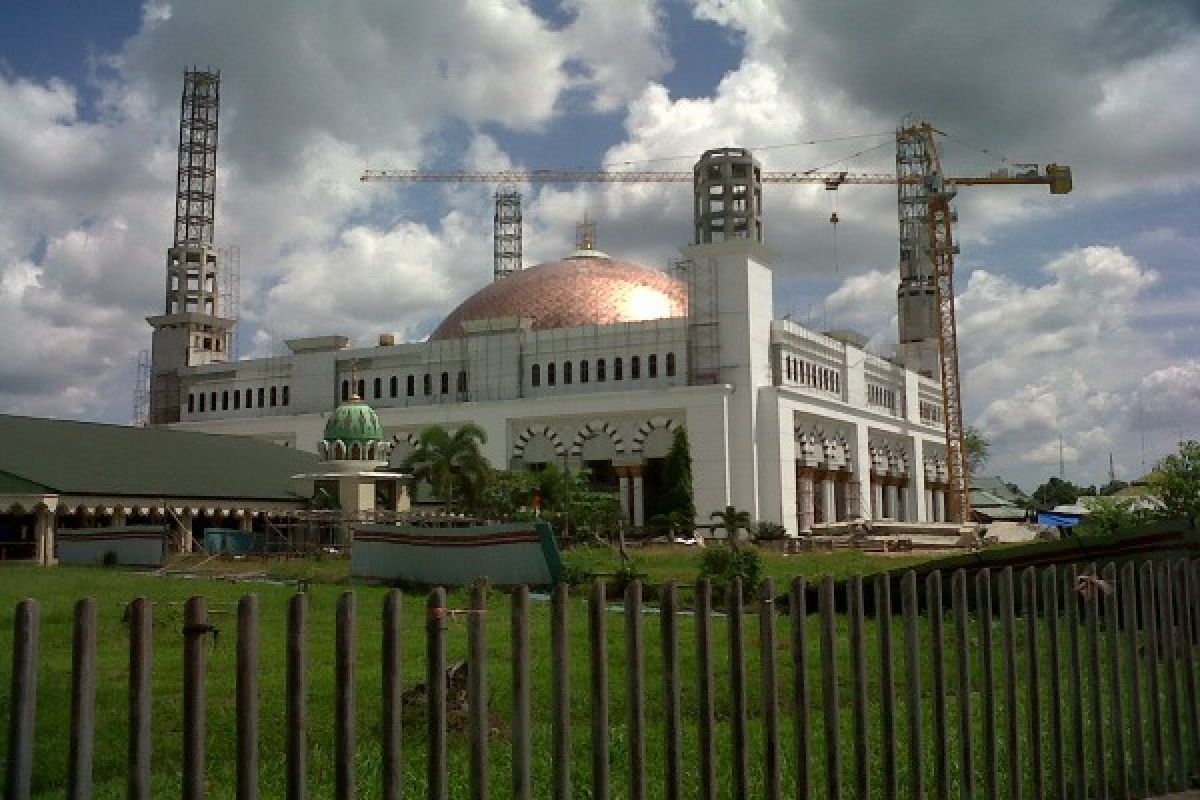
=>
[323,397,384,444]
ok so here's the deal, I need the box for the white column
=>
[35,506,55,565]
[933,490,946,523]
[822,478,837,523]
[872,479,885,522]
[910,437,927,521]
[618,472,632,524]
[632,471,646,528]
[924,488,935,521]
[886,484,900,521]
[798,469,815,534]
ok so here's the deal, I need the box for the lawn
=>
[0,552,1193,799]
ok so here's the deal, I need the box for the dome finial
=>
[576,215,596,252]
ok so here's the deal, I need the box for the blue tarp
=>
[1037,512,1083,528]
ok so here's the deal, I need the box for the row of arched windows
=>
[188,385,289,414]
[783,355,841,394]
[341,371,468,403]
[530,352,676,388]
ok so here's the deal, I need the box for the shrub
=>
[699,546,764,590]
[753,521,786,541]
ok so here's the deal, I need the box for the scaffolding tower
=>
[493,185,522,280]
[219,244,241,357]
[132,350,151,427]
[174,69,219,247]
[895,120,940,378]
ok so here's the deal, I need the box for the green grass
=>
[0,559,1194,798]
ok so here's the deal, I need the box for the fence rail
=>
[4,557,1199,799]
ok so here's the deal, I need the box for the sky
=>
[1,0,1198,491]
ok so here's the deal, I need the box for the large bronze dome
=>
[428,252,688,341]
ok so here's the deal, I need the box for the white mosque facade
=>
[155,149,952,536]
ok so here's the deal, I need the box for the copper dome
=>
[428,253,688,340]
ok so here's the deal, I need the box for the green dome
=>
[323,398,384,444]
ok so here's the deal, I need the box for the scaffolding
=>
[174,68,220,247]
[132,350,151,427]
[219,244,241,355]
[493,185,522,280]
[677,258,720,385]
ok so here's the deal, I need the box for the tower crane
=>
[361,122,1072,523]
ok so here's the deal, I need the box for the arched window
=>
[631,356,641,380]
[221,390,229,411]
[282,386,290,406]
[341,380,350,401]
[374,377,382,399]
[357,379,365,399]
[257,388,265,408]
[547,363,556,386]
[270,386,278,407]
[597,358,606,382]
[580,360,589,383]
[245,388,253,408]
[199,393,206,412]
[211,392,218,411]
[614,357,623,381]
[440,372,449,394]
[457,371,467,393]
[233,390,240,410]
[407,375,415,397]
[666,352,676,377]
[648,354,658,378]
[188,394,195,413]
[423,374,432,396]
[390,376,398,398]
[532,364,541,387]
[563,361,573,384]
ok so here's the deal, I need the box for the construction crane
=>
[361,123,1072,523]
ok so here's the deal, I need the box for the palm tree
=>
[403,424,490,513]
[710,505,753,551]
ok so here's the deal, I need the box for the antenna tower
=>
[493,185,522,280]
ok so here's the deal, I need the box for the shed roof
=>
[0,414,318,501]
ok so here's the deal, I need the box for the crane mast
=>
[362,125,1072,523]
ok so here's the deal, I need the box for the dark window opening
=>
[648,354,658,378]
[374,377,382,399]
[563,361,573,385]
[210,392,217,411]
[270,386,278,407]
[614,357,623,381]
[597,358,606,382]
[356,379,365,399]
[532,364,541,387]
[457,371,467,393]
[341,380,350,401]
[282,386,290,406]
[221,390,229,411]
[199,393,205,412]
[440,372,449,394]
[188,394,195,413]
[257,388,265,408]
[547,363,556,386]
[390,376,398,398]
[423,374,432,396]
[407,375,415,397]
[666,352,676,377]
[631,356,641,380]
[245,388,252,408]
[233,391,241,410]
[580,360,589,383]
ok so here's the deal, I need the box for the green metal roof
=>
[0,414,319,501]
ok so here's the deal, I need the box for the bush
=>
[753,521,786,541]
[101,550,119,567]
[698,546,764,590]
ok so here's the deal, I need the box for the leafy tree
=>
[699,546,764,591]
[402,423,490,512]
[1149,440,1200,524]
[1031,476,1081,509]
[1098,479,1129,496]
[710,505,754,551]
[661,427,696,530]
[964,426,990,475]
[1076,496,1146,537]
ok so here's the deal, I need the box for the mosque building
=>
[152,127,951,535]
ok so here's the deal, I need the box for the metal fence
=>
[4,558,1199,799]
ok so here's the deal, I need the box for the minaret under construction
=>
[148,68,234,424]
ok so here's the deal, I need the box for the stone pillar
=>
[797,468,815,534]
[872,479,885,521]
[112,507,128,528]
[821,478,837,523]
[632,466,646,528]
[180,509,195,553]
[910,437,927,521]
[35,505,55,565]
[886,483,900,521]
[933,489,946,523]
[924,488,935,521]
[616,467,632,525]
[240,511,255,532]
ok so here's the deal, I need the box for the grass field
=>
[0,551,1192,799]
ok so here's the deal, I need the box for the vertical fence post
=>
[551,584,571,800]
[382,591,402,800]
[1062,565,1086,800]
[876,575,897,800]
[1175,561,1199,780]
[1122,561,1147,796]
[287,593,308,800]
[5,598,39,800]
[902,571,924,800]
[849,575,870,800]
[335,592,357,800]
[1158,562,1185,790]
[470,581,491,800]
[589,580,609,800]
[661,583,682,800]
[1102,563,1129,798]
[819,575,841,800]
[1022,567,1043,800]
[789,577,811,800]
[1083,564,1106,798]
[427,587,447,800]
[626,581,647,800]
[976,569,997,800]
[237,595,260,800]
[512,585,530,800]
[1043,567,1066,800]
[952,569,973,800]
[998,568,1020,800]
[1140,561,1166,794]
[67,597,97,800]
[760,578,781,800]
[128,597,153,800]
[729,577,749,800]
[928,571,950,800]
[183,596,208,800]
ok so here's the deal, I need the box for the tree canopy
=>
[402,423,490,512]
[661,426,696,527]
[964,426,990,475]
[1149,439,1200,524]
